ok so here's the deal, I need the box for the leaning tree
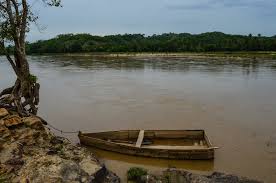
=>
[0,0,60,116]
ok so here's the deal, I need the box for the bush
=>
[127,167,148,182]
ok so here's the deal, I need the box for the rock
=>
[141,175,159,183]
[50,136,64,145]
[3,115,22,128]
[0,138,4,150]
[0,120,3,125]
[0,143,20,164]
[22,116,44,130]
[208,172,262,183]
[0,164,7,174]
[103,171,121,183]
[0,108,119,183]
[19,155,64,183]
[17,129,41,145]
[93,167,120,183]
[81,177,87,182]
[0,108,9,119]
[163,169,188,183]
[60,162,80,181]
[79,158,101,175]
[154,169,263,183]
[47,148,58,155]
[19,177,31,183]
[5,158,24,166]
[19,155,98,183]
[0,164,11,181]
[0,124,10,139]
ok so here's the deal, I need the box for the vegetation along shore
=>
[22,32,276,55]
[57,51,276,60]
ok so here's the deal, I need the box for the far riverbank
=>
[27,51,276,59]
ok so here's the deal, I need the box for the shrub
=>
[127,167,148,182]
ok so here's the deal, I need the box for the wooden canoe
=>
[78,130,217,160]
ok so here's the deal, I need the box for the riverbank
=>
[33,51,276,59]
[0,108,119,183]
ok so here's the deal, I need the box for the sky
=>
[27,0,276,42]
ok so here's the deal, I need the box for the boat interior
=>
[81,130,213,150]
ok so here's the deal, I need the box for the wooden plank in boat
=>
[153,130,204,139]
[136,130,144,147]
[142,145,208,150]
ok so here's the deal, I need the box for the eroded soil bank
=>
[0,108,119,183]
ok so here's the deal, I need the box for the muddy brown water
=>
[1,55,276,182]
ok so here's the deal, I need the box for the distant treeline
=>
[3,32,276,54]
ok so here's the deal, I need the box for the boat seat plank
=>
[136,130,145,147]
[142,145,208,150]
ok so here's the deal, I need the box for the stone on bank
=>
[0,108,119,183]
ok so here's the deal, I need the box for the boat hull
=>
[78,130,215,160]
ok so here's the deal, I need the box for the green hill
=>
[25,32,276,54]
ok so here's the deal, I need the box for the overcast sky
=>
[27,0,276,42]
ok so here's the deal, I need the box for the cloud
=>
[218,0,276,9]
[165,0,215,10]
[165,0,276,11]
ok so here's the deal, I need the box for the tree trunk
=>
[0,48,40,116]
[0,0,41,116]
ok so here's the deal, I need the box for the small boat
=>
[78,130,217,160]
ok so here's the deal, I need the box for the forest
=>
[4,32,276,54]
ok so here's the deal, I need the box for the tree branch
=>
[0,40,19,76]
[0,2,8,11]
[5,0,16,33]
[11,0,20,27]
[19,0,27,47]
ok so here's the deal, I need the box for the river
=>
[1,55,276,182]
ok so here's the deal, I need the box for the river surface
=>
[1,55,276,182]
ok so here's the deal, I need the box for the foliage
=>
[24,32,276,54]
[127,167,148,182]
[28,74,37,83]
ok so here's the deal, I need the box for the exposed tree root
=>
[0,0,61,118]
[0,80,40,117]
[0,86,14,96]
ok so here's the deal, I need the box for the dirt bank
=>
[0,108,119,183]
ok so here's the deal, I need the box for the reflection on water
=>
[88,147,214,182]
[1,55,276,182]
[33,55,276,76]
